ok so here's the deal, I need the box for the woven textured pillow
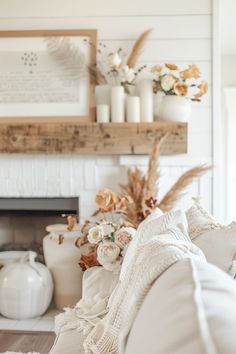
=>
[186,197,223,240]
[119,208,190,281]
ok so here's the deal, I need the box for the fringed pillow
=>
[186,197,236,277]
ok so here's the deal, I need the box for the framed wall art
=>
[0,29,97,123]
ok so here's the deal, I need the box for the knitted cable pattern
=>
[84,229,205,354]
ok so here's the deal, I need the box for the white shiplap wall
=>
[0,0,213,220]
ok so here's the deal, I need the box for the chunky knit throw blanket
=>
[84,228,205,354]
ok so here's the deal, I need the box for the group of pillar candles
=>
[96,79,154,123]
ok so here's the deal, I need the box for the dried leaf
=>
[79,248,100,271]
[158,165,212,212]
[45,36,88,79]
[75,235,88,248]
[142,134,168,205]
[67,215,77,231]
[127,29,152,68]
[58,234,64,245]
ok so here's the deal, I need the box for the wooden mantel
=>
[0,121,187,155]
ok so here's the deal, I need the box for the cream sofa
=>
[50,257,236,354]
[125,257,236,354]
[49,207,236,354]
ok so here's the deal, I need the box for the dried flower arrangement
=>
[151,63,208,101]
[76,136,211,271]
[88,29,151,93]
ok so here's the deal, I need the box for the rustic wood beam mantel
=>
[0,122,187,155]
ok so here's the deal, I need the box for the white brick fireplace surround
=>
[0,154,212,223]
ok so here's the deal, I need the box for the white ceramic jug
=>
[0,251,53,319]
[43,225,90,310]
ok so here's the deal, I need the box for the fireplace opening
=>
[0,197,79,262]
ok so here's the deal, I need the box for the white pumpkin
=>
[0,251,53,319]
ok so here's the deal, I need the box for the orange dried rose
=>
[95,188,117,212]
[79,249,100,271]
[165,63,178,70]
[174,82,188,96]
[180,64,201,80]
[194,81,208,100]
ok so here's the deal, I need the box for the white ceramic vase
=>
[158,95,192,122]
[43,226,89,310]
[0,251,53,320]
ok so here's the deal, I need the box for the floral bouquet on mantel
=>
[88,29,152,93]
[151,63,208,101]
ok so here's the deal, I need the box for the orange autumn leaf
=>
[79,249,100,271]
[194,81,208,100]
[165,63,178,70]
[180,64,201,80]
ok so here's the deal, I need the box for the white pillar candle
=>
[126,96,141,123]
[96,104,110,123]
[139,79,154,122]
[95,85,111,105]
[111,86,125,123]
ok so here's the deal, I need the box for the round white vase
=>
[0,251,53,320]
[158,95,192,122]
[43,226,89,310]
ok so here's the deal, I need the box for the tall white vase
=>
[111,86,125,123]
[139,79,154,122]
[43,227,89,310]
[158,95,192,122]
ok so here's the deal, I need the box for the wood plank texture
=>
[0,330,55,354]
[0,122,187,155]
[0,0,211,17]
[0,16,211,39]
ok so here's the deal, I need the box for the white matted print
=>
[0,30,97,122]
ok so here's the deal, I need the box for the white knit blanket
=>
[84,229,205,354]
[1,352,40,354]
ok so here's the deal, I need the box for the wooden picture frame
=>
[0,29,97,123]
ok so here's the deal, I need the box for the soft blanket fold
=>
[84,228,205,354]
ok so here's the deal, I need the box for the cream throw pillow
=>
[120,208,190,281]
[186,198,236,277]
[193,224,236,275]
[186,197,223,240]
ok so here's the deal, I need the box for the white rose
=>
[161,75,176,92]
[97,241,120,265]
[102,223,115,237]
[151,64,163,79]
[103,258,122,274]
[108,52,122,69]
[120,65,136,83]
[114,227,135,249]
[88,225,104,244]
